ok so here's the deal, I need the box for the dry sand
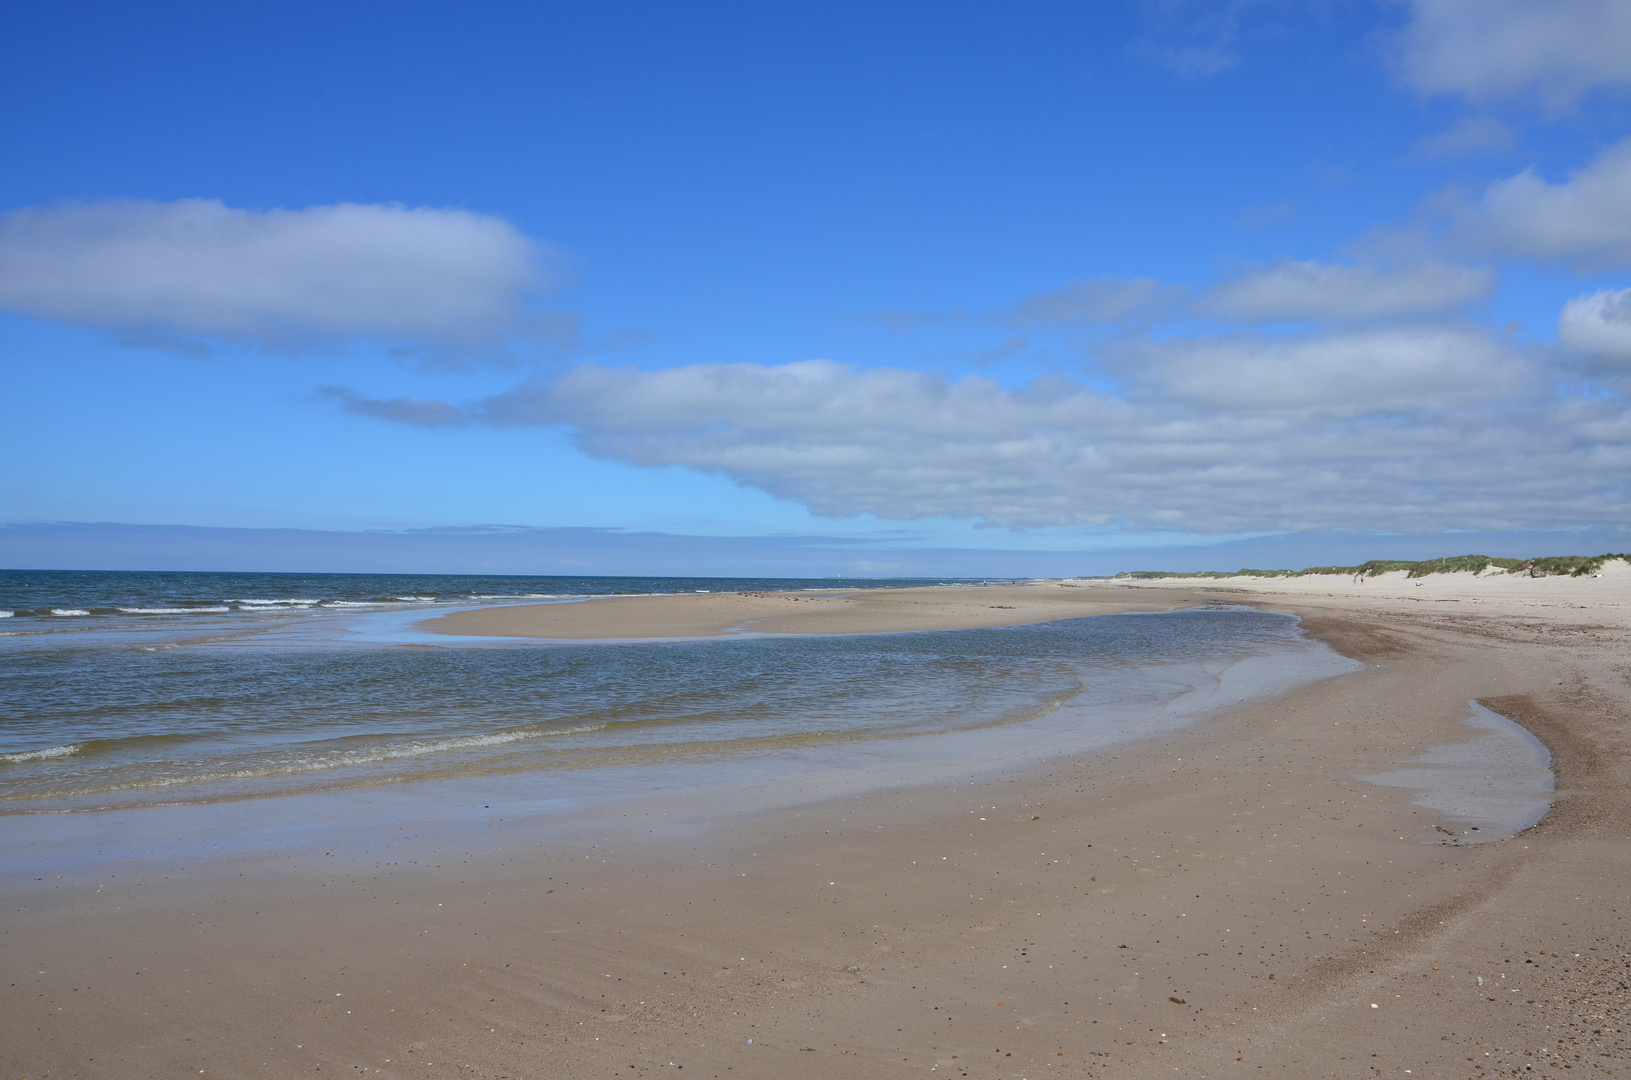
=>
[4,569,1629,1079]
[421,581,1188,639]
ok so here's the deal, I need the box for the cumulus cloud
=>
[1460,137,1631,268]
[1116,327,1523,413]
[478,360,1140,526]
[1559,288,1631,365]
[1202,261,1493,321]
[0,199,543,345]
[390,325,1626,534]
[1397,0,1631,109]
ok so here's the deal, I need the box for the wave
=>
[3,597,506,619]
[232,598,322,607]
[0,743,84,764]
[17,724,613,798]
[294,723,611,769]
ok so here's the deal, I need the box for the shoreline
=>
[4,582,1628,1077]
[2,603,1293,819]
[0,611,1353,877]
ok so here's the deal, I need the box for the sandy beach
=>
[4,568,1629,1079]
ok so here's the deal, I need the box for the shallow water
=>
[1359,701,1554,835]
[0,571,1330,814]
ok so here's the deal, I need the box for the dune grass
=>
[1114,553,1629,581]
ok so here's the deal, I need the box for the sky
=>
[2,0,1629,575]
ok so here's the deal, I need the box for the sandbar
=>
[419,581,1195,639]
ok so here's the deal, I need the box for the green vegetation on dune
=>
[1117,568,1297,580]
[1308,554,1524,577]
[1113,553,1629,581]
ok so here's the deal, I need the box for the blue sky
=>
[2,1,1629,574]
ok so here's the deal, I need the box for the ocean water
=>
[0,570,1323,815]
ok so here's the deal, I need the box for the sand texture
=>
[4,571,1630,1079]
[421,582,1190,639]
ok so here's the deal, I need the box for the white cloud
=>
[0,199,542,345]
[444,329,1625,534]
[1117,327,1523,413]
[1398,0,1631,109]
[1461,137,1631,268]
[1202,261,1493,320]
[1559,287,1631,364]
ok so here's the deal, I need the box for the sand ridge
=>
[420,581,1195,639]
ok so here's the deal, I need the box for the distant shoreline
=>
[419,556,1631,640]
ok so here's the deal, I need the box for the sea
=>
[0,570,1347,823]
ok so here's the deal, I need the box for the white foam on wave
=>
[1,743,83,764]
[0,610,13,618]
[116,724,610,790]
[232,598,321,607]
[118,606,232,615]
[50,608,90,616]
[324,724,609,766]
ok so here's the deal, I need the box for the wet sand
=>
[4,575,1629,1079]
